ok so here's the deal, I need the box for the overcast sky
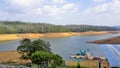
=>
[0,0,120,26]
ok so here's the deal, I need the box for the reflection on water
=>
[0,33,120,60]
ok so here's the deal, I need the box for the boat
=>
[70,50,88,59]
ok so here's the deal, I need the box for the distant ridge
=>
[114,26,120,29]
[0,21,119,34]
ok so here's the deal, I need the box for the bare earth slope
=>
[0,31,114,41]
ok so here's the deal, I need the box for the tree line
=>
[0,21,118,34]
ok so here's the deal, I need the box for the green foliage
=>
[31,51,64,68]
[0,21,118,34]
[17,38,31,59]
[17,38,51,59]
[31,51,51,66]
[57,66,87,68]
[17,38,64,68]
[50,54,64,68]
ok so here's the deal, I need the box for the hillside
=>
[114,26,120,29]
[0,21,118,34]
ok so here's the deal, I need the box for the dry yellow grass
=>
[81,31,108,35]
[66,60,109,68]
[42,31,110,37]
[0,34,21,41]
[42,32,73,37]
[18,33,43,38]
[0,51,31,64]
[0,51,110,68]
[0,31,113,41]
[0,51,20,63]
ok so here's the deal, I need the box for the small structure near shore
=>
[89,36,120,68]
[70,49,106,60]
[70,50,88,59]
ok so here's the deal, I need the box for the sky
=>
[0,0,120,26]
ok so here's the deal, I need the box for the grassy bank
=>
[0,31,115,41]
[0,51,109,68]
[0,51,31,65]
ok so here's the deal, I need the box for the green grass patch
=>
[57,66,87,68]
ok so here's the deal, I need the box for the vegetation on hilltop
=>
[0,21,118,34]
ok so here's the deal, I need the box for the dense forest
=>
[0,21,118,34]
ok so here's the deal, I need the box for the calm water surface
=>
[0,33,120,60]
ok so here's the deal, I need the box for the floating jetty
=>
[70,50,88,59]
[70,50,106,60]
[70,52,92,59]
[70,55,86,59]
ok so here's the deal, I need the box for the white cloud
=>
[94,4,108,13]
[62,3,74,10]
[43,5,59,16]
[83,4,108,15]
[11,0,33,7]
[110,0,120,14]
[34,8,43,15]
[92,0,105,3]
[0,0,77,20]
[83,0,120,15]
[3,0,44,9]
[52,0,66,4]
[0,0,120,25]
[81,0,120,26]
[40,3,77,17]
[0,3,77,20]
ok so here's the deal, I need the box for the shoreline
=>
[0,50,108,67]
[0,31,119,41]
[0,31,116,67]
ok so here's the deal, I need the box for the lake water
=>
[0,33,120,60]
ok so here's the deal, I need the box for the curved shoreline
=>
[0,31,119,41]
[0,50,108,67]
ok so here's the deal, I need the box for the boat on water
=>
[70,49,106,60]
[70,50,88,59]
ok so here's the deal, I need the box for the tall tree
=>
[17,38,31,59]
[17,38,51,59]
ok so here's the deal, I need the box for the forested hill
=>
[0,21,118,34]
